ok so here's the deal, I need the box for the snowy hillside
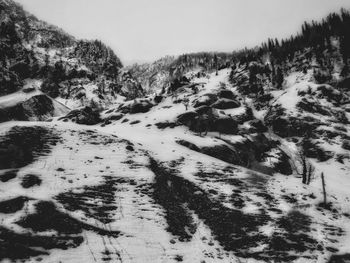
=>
[2,0,350,262]
[2,68,350,262]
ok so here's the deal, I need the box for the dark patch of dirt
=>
[21,174,41,188]
[149,158,323,262]
[148,158,268,254]
[0,126,60,170]
[77,129,120,145]
[1,198,121,261]
[149,160,197,241]
[263,210,320,261]
[0,169,18,182]
[129,120,140,125]
[56,176,135,224]
[0,226,83,261]
[0,196,28,213]
[16,201,121,237]
[282,194,298,204]
[328,253,350,262]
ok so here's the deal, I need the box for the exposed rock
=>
[59,106,101,125]
[265,112,320,138]
[154,95,163,103]
[126,145,134,151]
[155,122,178,129]
[195,105,212,115]
[119,100,154,114]
[168,76,190,93]
[193,93,218,108]
[104,113,124,122]
[211,98,240,109]
[177,111,199,127]
[130,120,140,125]
[217,89,235,100]
[176,139,200,152]
[0,94,56,123]
[201,144,239,164]
[130,100,153,114]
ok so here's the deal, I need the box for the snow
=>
[0,90,42,108]
[1,68,350,263]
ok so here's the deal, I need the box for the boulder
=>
[211,98,240,109]
[217,89,235,100]
[0,95,55,123]
[177,111,198,127]
[154,95,163,104]
[22,95,54,119]
[195,105,213,115]
[103,113,124,124]
[176,139,200,151]
[155,122,177,129]
[59,106,101,125]
[201,144,240,164]
[129,101,154,114]
[193,93,217,108]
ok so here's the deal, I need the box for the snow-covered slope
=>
[2,1,350,262]
[2,68,350,262]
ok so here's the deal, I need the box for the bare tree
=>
[321,172,327,205]
[183,97,189,110]
[297,150,315,185]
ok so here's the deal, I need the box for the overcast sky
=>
[16,0,350,65]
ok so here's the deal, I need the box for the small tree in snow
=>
[183,97,189,110]
[297,150,315,185]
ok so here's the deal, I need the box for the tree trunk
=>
[321,172,327,205]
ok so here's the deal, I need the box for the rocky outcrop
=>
[217,89,236,100]
[176,134,292,175]
[193,94,218,108]
[0,94,59,122]
[177,110,238,134]
[59,106,101,125]
[211,98,240,109]
[118,100,154,114]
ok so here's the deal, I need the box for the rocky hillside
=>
[0,0,145,122]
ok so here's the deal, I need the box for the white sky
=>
[16,0,350,65]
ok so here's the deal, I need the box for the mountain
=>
[1,0,350,262]
[0,0,144,122]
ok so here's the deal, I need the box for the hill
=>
[1,1,350,262]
